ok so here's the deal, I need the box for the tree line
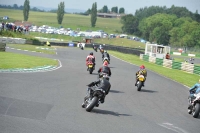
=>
[121,5,200,49]
[85,5,125,14]
[0,4,45,12]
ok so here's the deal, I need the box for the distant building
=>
[97,13,126,18]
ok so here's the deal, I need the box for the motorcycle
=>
[97,72,110,81]
[100,48,104,54]
[93,46,97,52]
[188,92,200,118]
[82,85,106,112]
[103,57,110,64]
[136,74,145,91]
[87,62,94,74]
[80,44,84,50]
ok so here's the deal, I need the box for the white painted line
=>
[158,123,188,133]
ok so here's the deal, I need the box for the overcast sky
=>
[0,0,200,13]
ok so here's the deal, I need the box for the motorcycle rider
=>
[98,61,111,77]
[86,52,96,70]
[135,65,147,86]
[102,50,110,63]
[83,75,111,107]
[188,79,200,109]
[99,45,103,50]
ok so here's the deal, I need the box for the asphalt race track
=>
[0,47,199,133]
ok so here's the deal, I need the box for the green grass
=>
[7,44,56,54]
[0,8,122,33]
[0,52,58,69]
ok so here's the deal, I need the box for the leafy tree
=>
[111,6,118,13]
[23,0,30,21]
[194,10,200,22]
[85,8,91,14]
[139,13,177,45]
[91,2,97,27]
[57,1,65,24]
[170,20,200,49]
[102,5,108,13]
[13,4,18,9]
[119,8,125,14]
[121,14,139,34]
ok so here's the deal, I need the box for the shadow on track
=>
[91,73,99,75]
[140,89,157,93]
[109,90,124,93]
[92,109,132,117]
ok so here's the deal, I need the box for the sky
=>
[0,0,200,14]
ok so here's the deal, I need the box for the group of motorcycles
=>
[82,46,111,112]
[81,45,200,118]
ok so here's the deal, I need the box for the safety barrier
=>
[193,65,200,75]
[163,59,172,68]
[140,54,200,75]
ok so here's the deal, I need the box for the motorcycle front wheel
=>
[192,103,200,118]
[86,96,98,112]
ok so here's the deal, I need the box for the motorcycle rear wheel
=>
[192,103,200,118]
[137,81,143,91]
[89,68,93,74]
[86,96,98,112]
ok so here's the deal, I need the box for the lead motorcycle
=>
[93,46,97,52]
[82,84,106,112]
[136,74,145,91]
[188,91,200,118]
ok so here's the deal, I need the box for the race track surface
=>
[0,47,199,133]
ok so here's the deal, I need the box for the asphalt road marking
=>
[158,123,188,133]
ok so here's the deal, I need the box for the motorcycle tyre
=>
[89,68,93,74]
[86,96,98,112]
[137,81,143,91]
[192,103,200,118]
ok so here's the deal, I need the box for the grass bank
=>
[0,52,58,69]
[7,44,56,54]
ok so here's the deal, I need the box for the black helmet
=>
[90,52,93,55]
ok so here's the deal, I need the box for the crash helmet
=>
[90,52,93,55]
[140,65,145,69]
[104,50,107,53]
[103,61,108,66]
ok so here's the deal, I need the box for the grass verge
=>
[0,52,58,69]
[7,44,56,54]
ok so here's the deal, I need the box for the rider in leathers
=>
[98,62,111,77]
[102,50,110,63]
[188,79,200,109]
[83,76,111,106]
[135,65,147,86]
